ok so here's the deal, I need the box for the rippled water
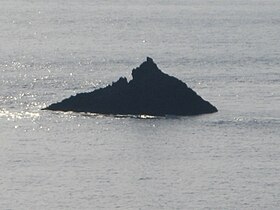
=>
[1,0,280,209]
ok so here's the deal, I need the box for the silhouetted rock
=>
[43,57,218,116]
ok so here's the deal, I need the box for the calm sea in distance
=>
[1,0,280,209]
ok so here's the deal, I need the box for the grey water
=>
[1,0,280,209]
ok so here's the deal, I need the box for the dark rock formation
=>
[43,57,218,116]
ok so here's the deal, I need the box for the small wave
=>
[46,111,168,120]
[210,117,280,129]
[138,177,153,181]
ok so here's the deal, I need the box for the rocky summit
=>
[43,57,218,116]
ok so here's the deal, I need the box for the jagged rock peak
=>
[146,57,154,63]
[112,77,128,87]
[139,57,158,69]
[132,57,161,80]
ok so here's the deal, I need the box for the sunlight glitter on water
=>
[0,109,40,120]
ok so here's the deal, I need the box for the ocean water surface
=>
[1,0,280,209]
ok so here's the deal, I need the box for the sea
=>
[1,0,280,209]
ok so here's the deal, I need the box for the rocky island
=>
[43,57,218,116]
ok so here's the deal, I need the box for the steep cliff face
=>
[43,57,218,116]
